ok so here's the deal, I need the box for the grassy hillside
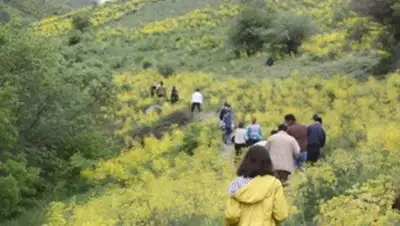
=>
[0,0,399,225]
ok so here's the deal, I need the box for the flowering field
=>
[3,0,398,225]
[43,70,400,225]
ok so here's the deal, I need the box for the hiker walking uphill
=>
[156,81,167,99]
[224,145,289,226]
[170,86,179,104]
[265,124,300,184]
[150,83,157,97]
[307,114,326,164]
[284,114,308,169]
[190,89,203,112]
[246,118,263,146]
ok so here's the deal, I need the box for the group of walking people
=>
[223,112,326,226]
[150,81,180,104]
[149,81,204,113]
[219,103,326,183]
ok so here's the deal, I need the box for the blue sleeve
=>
[259,126,263,137]
[247,127,251,138]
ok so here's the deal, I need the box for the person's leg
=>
[307,145,320,165]
[190,103,195,112]
[224,127,232,144]
[295,152,308,168]
[197,103,202,112]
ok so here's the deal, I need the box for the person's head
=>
[238,122,244,128]
[236,145,274,178]
[196,88,200,92]
[172,86,176,90]
[270,129,278,135]
[160,81,164,86]
[277,124,288,132]
[252,117,257,124]
[224,102,229,107]
[312,114,322,123]
[284,114,296,126]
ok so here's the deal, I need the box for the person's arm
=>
[320,128,326,148]
[258,126,263,138]
[272,181,289,223]
[265,137,271,152]
[247,126,251,139]
[224,197,241,226]
[292,138,301,159]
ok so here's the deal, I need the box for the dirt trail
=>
[193,111,235,161]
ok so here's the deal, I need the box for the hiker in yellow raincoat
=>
[224,145,289,226]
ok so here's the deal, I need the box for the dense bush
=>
[0,28,117,220]
[266,11,316,54]
[72,14,91,31]
[350,0,400,71]
[157,63,176,77]
[229,7,273,56]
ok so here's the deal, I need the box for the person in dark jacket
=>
[219,103,231,129]
[306,114,326,164]
[170,86,179,104]
[222,109,233,144]
[150,83,157,97]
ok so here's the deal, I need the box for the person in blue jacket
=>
[306,114,326,164]
[246,118,263,146]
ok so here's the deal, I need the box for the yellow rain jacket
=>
[224,175,289,226]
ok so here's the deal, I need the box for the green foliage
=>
[0,176,20,218]
[67,30,82,46]
[157,63,176,77]
[229,7,273,56]
[266,11,317,55]
[72,14,91,31]
[0,27,118,220]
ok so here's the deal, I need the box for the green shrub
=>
[157,63,175,77]
[266,11,316,54]
[142,61,153,69]
[72,14,91,32]
[0,176,20,218]
[229,7,273,56]
[68,30,82,46]
[347,19,370,42]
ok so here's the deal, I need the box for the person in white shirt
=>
[191,89,203,112]
[233,122,247,162]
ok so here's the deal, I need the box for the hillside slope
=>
[0,0,399,225]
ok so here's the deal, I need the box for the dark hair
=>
[237,145,274,178]
[284,114,296,122]
[312,114,322,123]
[277,124,288,131]
[196,88,200,92]
[160,81,164,85]
[252,117,257,124]
[238,122,244,128]
[270,129,278,135]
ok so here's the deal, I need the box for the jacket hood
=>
[233,175,278,204]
